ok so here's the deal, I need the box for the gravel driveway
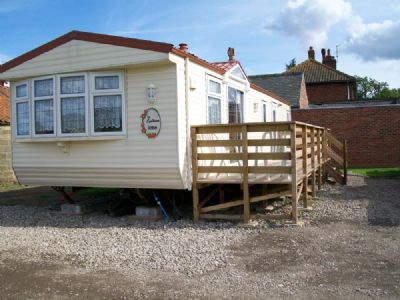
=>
[0,175,399,299]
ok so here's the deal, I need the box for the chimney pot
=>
[228,47,235,62]
[308,46,315,60]
[179,43,188,53]
[321,48,326,62]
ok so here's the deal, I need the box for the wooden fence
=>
[191,121,347,224]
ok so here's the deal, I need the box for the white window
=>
[262,102,267,122]
[272,102,277,122]
[32,76,56,136]
[90,72,125,135]
[13,81,30,137]
[12,71,126,140]
[207,79,222,124]
[58,74,88,136]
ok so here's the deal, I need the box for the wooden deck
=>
[191,121,347,224]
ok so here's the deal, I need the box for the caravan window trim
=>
[32,75,57,138]
[13,80,31,138]
[206,76,222,124]
[90,71,126,136]
[57,73,89,137]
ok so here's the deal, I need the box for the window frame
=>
[57,73,89,137]
[13,80,31,138]
[206,77,222,124]
[89,71,126,136]
[31,75,57,138]
[227,85,244,124]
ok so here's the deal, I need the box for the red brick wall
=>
[299,79,309,109]
[306,82,356,104]
[292,105,400,168]
[0,86,10,125]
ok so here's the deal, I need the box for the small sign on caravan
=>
[140,108,161,139]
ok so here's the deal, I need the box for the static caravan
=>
[0,31,291,191]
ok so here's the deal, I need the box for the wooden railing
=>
[326,131,348,184]
[191,121,348,224]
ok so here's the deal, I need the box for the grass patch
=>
[76,187,119,198]
[350,168,400,179]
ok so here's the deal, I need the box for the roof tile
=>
[285,59,355,83]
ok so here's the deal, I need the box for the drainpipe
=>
[347,81,350,100]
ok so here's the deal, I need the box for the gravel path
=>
[0,175,399,299]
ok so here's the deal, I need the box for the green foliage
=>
[350,168,400,179]
[380,87,400,98]
[355,76,400,99]
[354,75,388,99]
[285,58,296,70]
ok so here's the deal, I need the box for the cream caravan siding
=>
[246,88,291,122]
[2,40,169,80]
[12,63,185,189]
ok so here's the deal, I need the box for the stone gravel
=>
[0,207,260,277]
[0,175,399,299]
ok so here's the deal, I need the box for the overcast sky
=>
[1,0,399,87]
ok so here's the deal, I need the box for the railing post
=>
[322,128,327,182]
[317,128,322,189]
[311,127,316,198]
[290,123,298,224]
[343,139,348,185]
[191,127,199,221]
[242,125,250,223]
[302,125,308,209]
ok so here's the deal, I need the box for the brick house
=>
[0,80,15,183]
[249,72,309,108]
[0,80,10,125]
[285,47,356,104]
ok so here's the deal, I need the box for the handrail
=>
[191,121,346,224]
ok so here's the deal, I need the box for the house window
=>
[91,73,125,134]
[207,78,222,124]
[262,103,267,122]
[16,102,30,136]
[272,102,277,122]
[228,87,243,124]
[208,97,221,124]
[33,77,55,136]
[12,71,125,140]
[59,74,87,135]
[14,82,30,137]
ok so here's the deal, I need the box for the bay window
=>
[13,71,125,140]
[207,79,222,124]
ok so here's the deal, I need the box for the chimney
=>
[308,46,315,60]
[322,48,337,69]
[321,48,326,63]
[179,43,188,53]
[227,47,235,62]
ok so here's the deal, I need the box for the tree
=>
[285,58,296,70]
[380,87,400,98]
[354,76,389,99]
